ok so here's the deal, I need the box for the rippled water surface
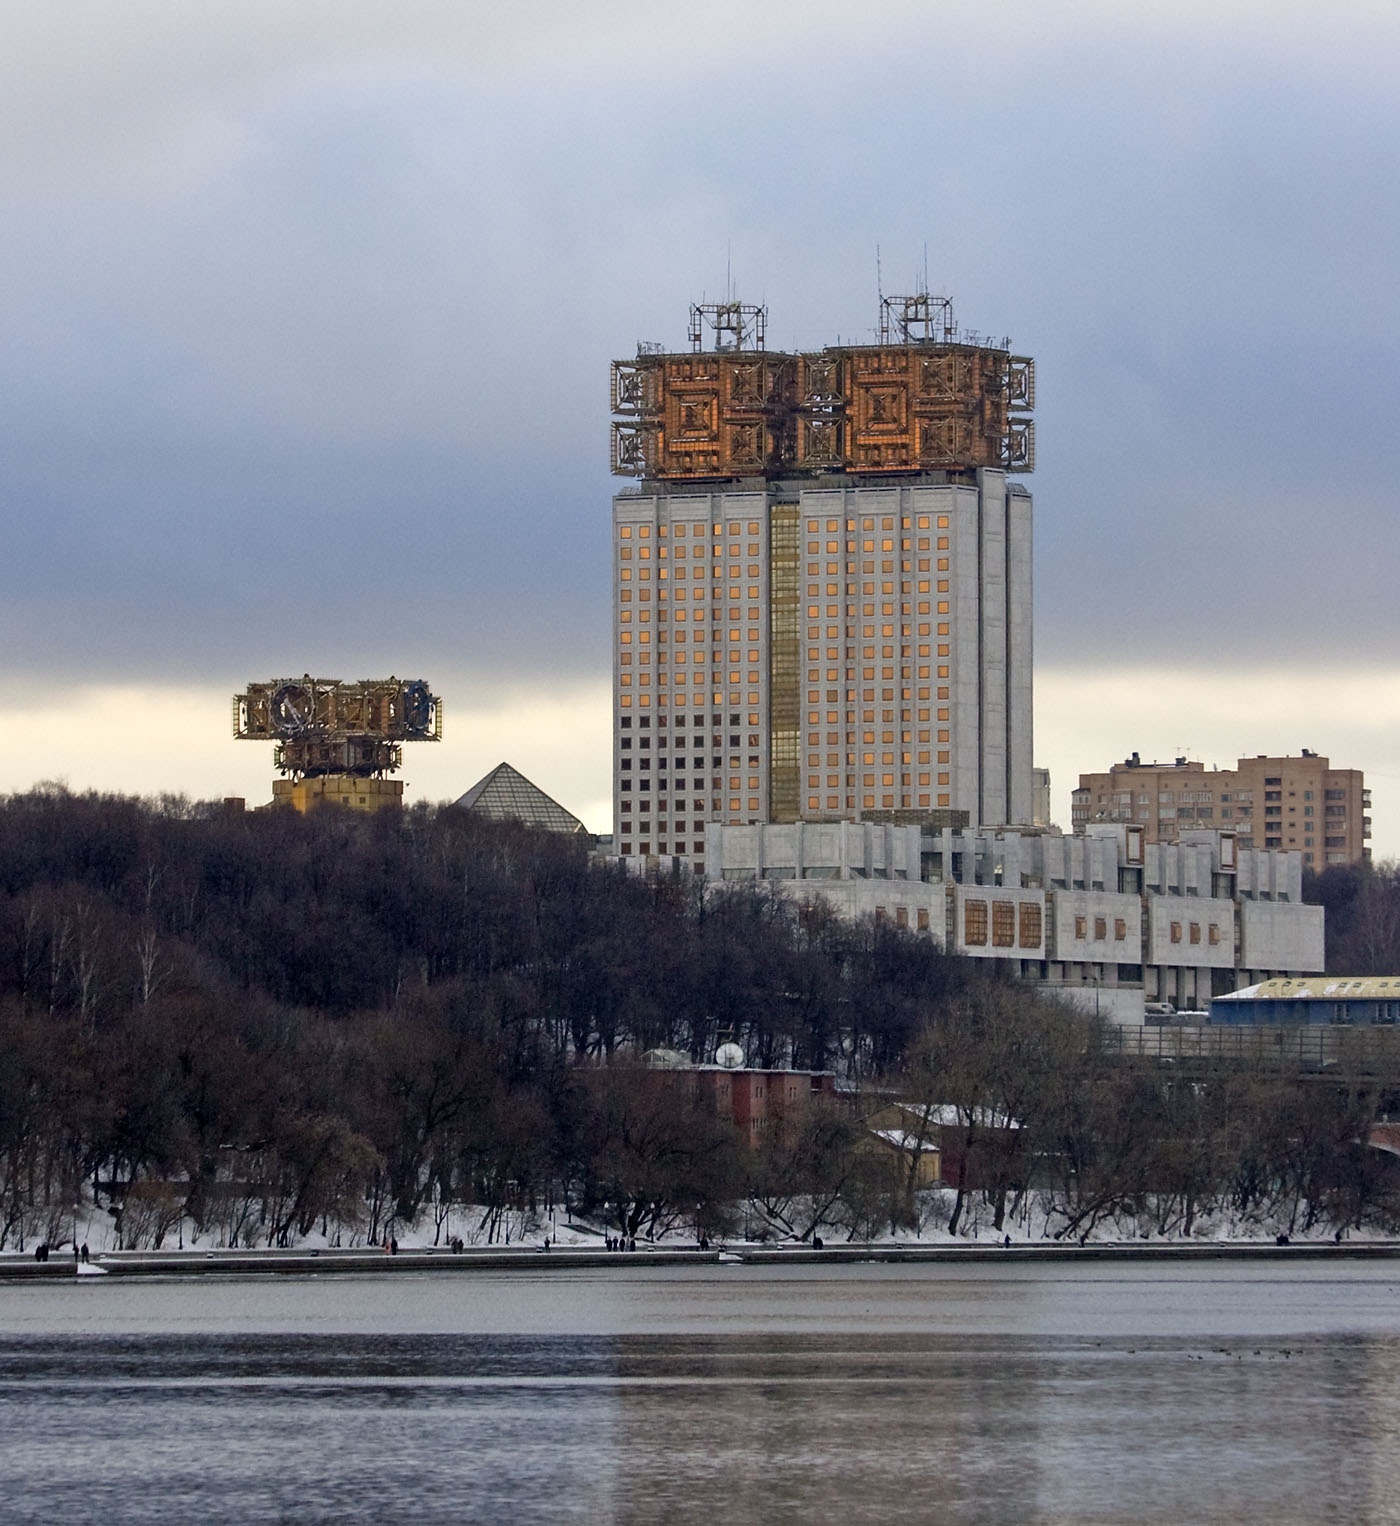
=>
[4,1261,1400,1523]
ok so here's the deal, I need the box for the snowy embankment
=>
[2,1187,1394,1273]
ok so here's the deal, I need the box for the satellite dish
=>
[715,1042,745,1069]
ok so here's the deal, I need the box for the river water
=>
[3,1260,1399,1523]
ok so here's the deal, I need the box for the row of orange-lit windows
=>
[617,514,951,560]
[802,658,949,679]
[618,520,759,539]
[620,645,762,665]
[618,587,760,606]
[809,683,946,700]
[621,661,761,676]
[808,710,935,727]
[618,611,756,629]
[807,794,952,811]
[621,695,762,709]
[807,545,936,560]
[616,543,760,555]
[810,541,948,558]
[619,559,762,573]
[808,723,947,750]
[618,511,948,545]
[812,645,938,659]
[809,602,948,618]
[621,575,763,600]
[620,637,761,655]
[619,598,759,704]
[803,514,950,532]
[810,639,943,659]
[806,545,949,575]
[617,584,760,609]
[809,565,935,580]
[807,621,937,638]
[811,749,950,767]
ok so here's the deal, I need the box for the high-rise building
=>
[1072,751,1371,867]
[611,296,1035,868]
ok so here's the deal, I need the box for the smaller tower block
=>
[233,675,442,813]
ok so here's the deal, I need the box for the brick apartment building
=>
[642,1050,839,1146]
[1072,752,1370,868]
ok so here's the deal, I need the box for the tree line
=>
[1305,859,1400,975]
[0,786,1393,1251]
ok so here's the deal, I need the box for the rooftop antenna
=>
[689,297,766,352]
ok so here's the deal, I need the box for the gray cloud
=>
[0,0,1396,706]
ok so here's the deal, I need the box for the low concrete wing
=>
[791,879,946,938]
[1048,889,1143,964]
[950,883,1046,959]
[1144,896,1236,967]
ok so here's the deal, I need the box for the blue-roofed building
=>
[1211,977,1400,1026]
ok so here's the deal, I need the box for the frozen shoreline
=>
[4,1236,1400,1281]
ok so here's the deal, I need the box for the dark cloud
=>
[0,1,1395,702]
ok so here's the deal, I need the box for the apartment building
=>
[1072,752,1370,867]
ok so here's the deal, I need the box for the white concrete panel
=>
[947,484,982,820]
[979,475,1008,825]
[1144,896,1236,967]
[778,878,947,943]
[950,882,1046,959]
[1240,900,1324,971]
[1006,481,1034,826]
[1048,984,1147,1024]
[1049,889,1143,963]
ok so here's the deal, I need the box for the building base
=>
[271,775,404,814]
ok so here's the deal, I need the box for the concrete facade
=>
[704,820,1324,1023]
[613,471,1033,871]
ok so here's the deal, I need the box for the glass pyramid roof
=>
[454,762,586,835]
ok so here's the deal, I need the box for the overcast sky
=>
[1,1,1397,850]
